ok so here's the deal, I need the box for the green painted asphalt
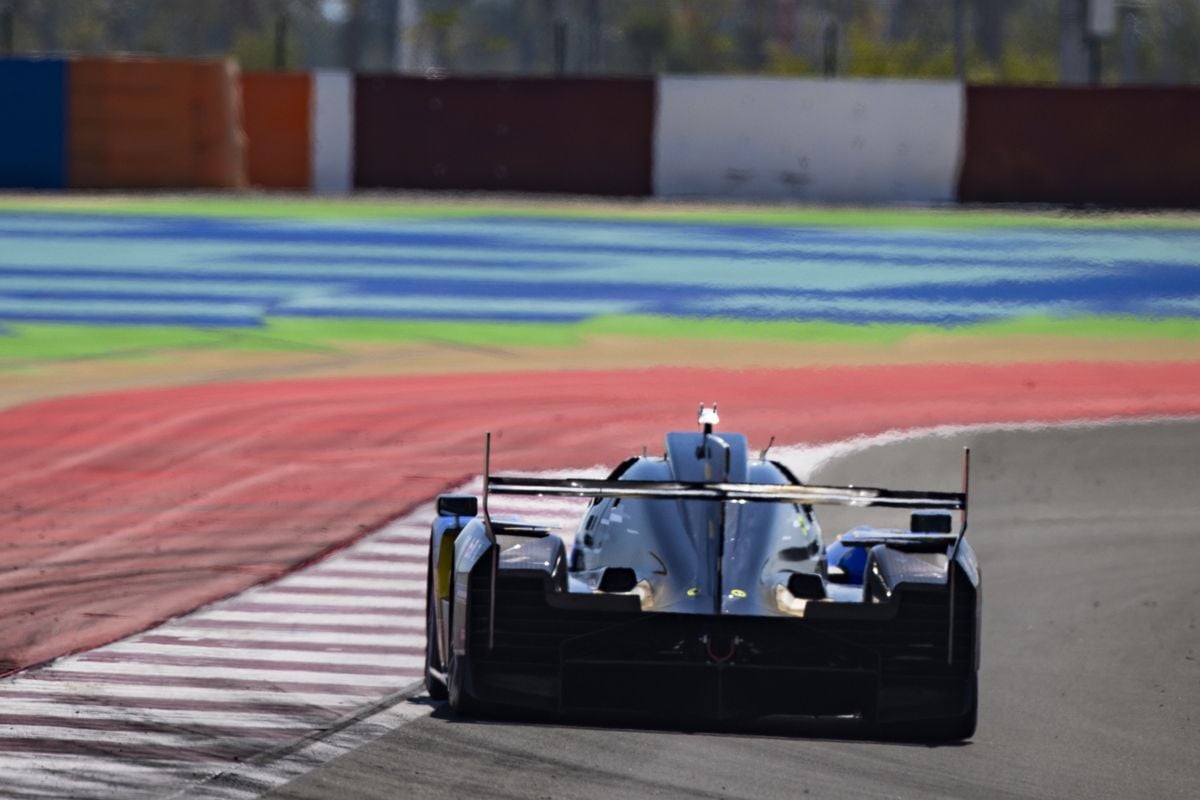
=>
[2,195,1200,230]
[4,315,1200,365]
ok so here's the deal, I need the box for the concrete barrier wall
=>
[10,61,1200,207]
[241,71,311,189]
[654,77,963,203]
[354,76,654,195]
[312,70,355,194]
[69,57,246,189]
[959,86,1200,207]
[0,58,68,189]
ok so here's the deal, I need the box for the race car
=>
[423,406,980,740]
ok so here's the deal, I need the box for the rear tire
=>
[446,651,473,714]
[444,568,482,716]
[947,672,979,740]
[424,574,448,701]
[446,567,501,717]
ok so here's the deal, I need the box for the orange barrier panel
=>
[69,56,246,189]
[241,71,311,189]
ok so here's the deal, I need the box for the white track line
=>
[192,610,426,627]
[136,628,426,647]
[343,541,428,558]
[0,703,327,729]
[2,681,382,709]
[231,592,424,609]
[63,661,419,685]
[276,574,425,590]
[0,754,220,774]
[100,644,421,667]
[0,725,286,747]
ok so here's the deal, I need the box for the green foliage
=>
[423,8,461,33]
[983,43,1057,83]
[845,18,955,78]
[763,41,815,76]
[7,0,324,61]
[231,26,304,70]
[665,9,736,73]
[6,0,1200,82]
[624,5,671,72]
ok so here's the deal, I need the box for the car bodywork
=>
[424,409,980,739]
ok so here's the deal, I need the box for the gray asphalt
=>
[266,420,1200,800]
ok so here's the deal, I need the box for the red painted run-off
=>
[1,361,1199,675]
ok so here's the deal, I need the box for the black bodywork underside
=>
[462,564,977,725]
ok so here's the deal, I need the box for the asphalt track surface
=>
[266,419,1200,800]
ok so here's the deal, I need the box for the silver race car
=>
[424,406,979,740]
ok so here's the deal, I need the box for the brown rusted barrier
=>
[69,56,246,189]
[958,86,1200,207]
[241,71,312,189]
[354,76,654,195]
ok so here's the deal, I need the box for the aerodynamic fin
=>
[487,475,965,510]
[948,446,971,665]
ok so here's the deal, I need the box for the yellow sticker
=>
[686,587,700,597]
[730,588,747,598]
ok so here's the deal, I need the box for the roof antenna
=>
[759,435,775,461]
[698,402,719,436]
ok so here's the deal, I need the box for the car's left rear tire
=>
[424,572,448,701]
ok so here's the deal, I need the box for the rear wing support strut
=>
[948,446,970,665]
[482,433,497,652]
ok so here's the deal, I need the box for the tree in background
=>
[1136,0,1200,83]
[4,0,325,65]
[2,0,1200,83]
[664,0,737,72]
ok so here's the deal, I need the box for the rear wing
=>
[487,475,965,510]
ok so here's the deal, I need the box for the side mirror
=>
[437,494,478,518]
[910,510,952,533]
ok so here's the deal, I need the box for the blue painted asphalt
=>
[0,212,1198,327]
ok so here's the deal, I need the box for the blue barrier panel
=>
[0,58,68,189]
